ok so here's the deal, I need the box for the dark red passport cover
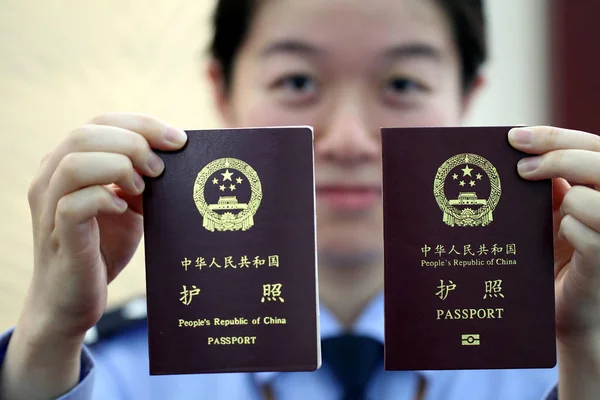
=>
[382,126,556,370]
[143,127,320,375]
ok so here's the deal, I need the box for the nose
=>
[315,96,380,165]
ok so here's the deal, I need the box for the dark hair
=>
[210,0,486,92]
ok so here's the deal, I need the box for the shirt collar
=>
[254,291,388,385]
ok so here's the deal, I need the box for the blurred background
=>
[0,0,596,330]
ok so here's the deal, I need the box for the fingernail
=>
[114,196,128,210]
[517,157,540,173]
[165,127,187,146]
[134,172,145,192]
[509,128,533,145]
[147,152,164,175]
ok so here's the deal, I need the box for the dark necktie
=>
[321,334,384,400]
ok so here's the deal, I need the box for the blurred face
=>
[219,0,471,269]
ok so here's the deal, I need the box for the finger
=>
[30,113,185,200]
[516,149,600,185]
[552,177,571,212]
[552,178,571,250]
[561,185,600,232]
[54,186,128,254]
[111,185,143,215]
[558,214,600,280]
[508,126,600,155]
[44,152,142,230]
[90,112,187,149]
[36,125,164,190]
[33,120,175,192]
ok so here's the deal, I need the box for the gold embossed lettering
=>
[208,336,257,345]
[224,256,236,269]
[195,257,206,271]
[478,244,489,255]
[263,316,287,325]
[253,256,266,268]
[463,244,475,256]
[436,308,505,320]
[495,258,516,266]
[435,245,446,257]
[239,255,250,268]
[506,243,517,255]
[179,285,200,306]
[448,245,461,255]
[262,283,285,303]
[181,258,192,271]
[269,255,280,267]
[421,244,432,257]
[491,244,503,255]
[436,280,457,301]
[484,279,505,299]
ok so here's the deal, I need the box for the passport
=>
[382,126,556,370]
[143,127,321,375]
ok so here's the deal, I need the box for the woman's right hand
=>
[1,113,187,400]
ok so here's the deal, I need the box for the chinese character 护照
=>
[180,285,201,306]
[436,280,457,301]
[262,283,285,303]
[484,279,505,299]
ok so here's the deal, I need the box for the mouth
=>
[316,185,382,211]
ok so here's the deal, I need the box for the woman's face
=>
[216,0,477,268]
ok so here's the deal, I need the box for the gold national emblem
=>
[193,158,262,232]
[433,153,501,227]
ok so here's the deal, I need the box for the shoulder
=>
[83,297,257,399]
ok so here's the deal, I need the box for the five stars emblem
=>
[461,165,473,177]
[221,169,234,181]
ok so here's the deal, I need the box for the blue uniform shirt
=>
[0,292,558,399]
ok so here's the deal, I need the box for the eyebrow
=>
[381,43,443,62]
[260,40,322,58]
[259,40,442,63]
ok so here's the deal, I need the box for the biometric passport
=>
[382,126,556,370]
[143,127,321,375]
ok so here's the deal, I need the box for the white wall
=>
[0,0,549,330]
[465,0,549,126]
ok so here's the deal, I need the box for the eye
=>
[278,74,317,94]
[270,73,319,105]
[382,76,429,107]
[385,77,426,94]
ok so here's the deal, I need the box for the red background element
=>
[551,0,600,133]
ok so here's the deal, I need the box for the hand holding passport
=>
[143,125,556,374]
